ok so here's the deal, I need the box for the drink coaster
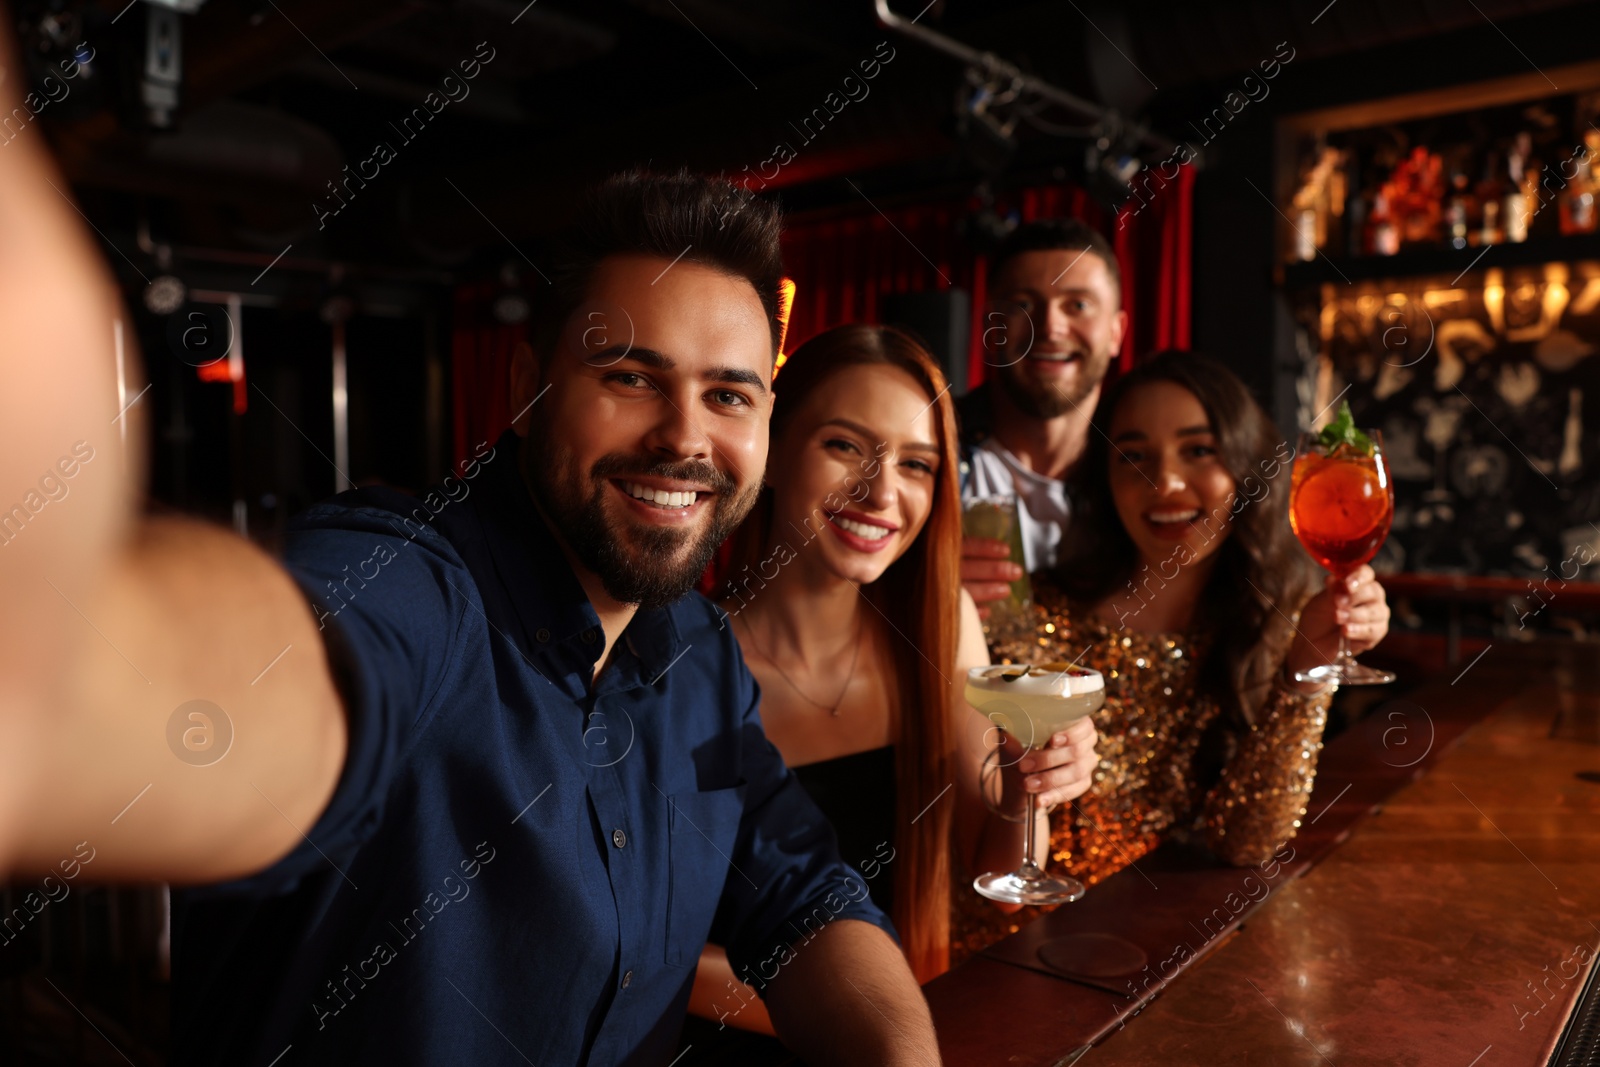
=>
[1036,932,1148,978]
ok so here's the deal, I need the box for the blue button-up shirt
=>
[171,430,894,1066]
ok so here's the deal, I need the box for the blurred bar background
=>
[5,0,1600,1060]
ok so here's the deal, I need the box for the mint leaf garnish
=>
[1317,401,1374,456]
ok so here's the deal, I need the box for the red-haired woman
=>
[687,324,1099,1039]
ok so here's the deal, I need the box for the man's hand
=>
[0,9,140,861]
[961,537,1021,620]
[0,13,348,881]
[1286,566,1391,680]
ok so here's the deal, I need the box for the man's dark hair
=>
[532,169,786,360]
[986,218,1121,298]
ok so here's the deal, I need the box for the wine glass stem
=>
[1336,630,1353,678]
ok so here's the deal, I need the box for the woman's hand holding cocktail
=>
[1001,716,1099,811]
[1286,565,1392,683]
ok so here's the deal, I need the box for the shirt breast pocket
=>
[664,783,747,966]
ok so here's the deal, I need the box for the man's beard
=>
[524,427,759,610]
[995,343,1113,419]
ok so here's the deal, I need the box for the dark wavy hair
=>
[1052,350,1317,726]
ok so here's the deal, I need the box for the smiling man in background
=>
[958,220,1128,613]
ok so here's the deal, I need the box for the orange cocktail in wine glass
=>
[1289,402,1395,686]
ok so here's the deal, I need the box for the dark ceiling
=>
[19,0,1600,295]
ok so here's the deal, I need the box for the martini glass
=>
[967,664,1104,905]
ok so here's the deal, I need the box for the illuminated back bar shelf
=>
[1273,60,1600,591]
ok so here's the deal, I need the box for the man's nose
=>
[1043,299,1072,340]
[642,397,712,461]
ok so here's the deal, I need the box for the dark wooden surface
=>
[923,640,1600,1066]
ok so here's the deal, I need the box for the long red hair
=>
[722,323,962,980]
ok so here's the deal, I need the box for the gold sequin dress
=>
[950,576,1333,964]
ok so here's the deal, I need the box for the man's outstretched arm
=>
[764,918,941,1067]
[0,7,347,882]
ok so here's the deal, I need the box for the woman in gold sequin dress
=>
[952,352,1391,961]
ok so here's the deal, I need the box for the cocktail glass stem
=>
[971,728,1085,906]
[1019,787,1042,881]
[1334,631,1354,682]
[1293,574,1395,686]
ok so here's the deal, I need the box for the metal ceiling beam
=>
[873,0,1180,158]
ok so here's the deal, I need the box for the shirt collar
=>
[473,429,685,695]
[978,435,1061,489]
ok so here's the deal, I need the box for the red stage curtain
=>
[782,168,1194,386]
[451,280,526,469]
[449,168,1195,467]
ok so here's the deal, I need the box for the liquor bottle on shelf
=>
[1393,146,1444,248]
[1528,154,1561,240]
[1293,200,1317,261]
[1368,187,1399,255]
[1476,150,1505,246]
[1504,132,1532,243]
[1290,153,1319,262]
[1523,128,1562,241]
[1444,167,1477,249]
[1327,149,1348,256]
[1288,145,1344,262]
[1344,152,1368,257]
[1558,132,1599,236]
[1346,191,1367,256]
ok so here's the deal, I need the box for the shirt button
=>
[535,628,551,643]
[582,628,598,643]
[612,828,627,849]
[620,969,633,990]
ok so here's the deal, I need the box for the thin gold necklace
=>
[738,612,864,717]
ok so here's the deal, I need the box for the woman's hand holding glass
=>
[1000,716,1099,812]
[1285,564,1392,683]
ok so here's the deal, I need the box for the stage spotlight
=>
[143,274,187,315]
[492,262,530,324]
[493,293,530,324]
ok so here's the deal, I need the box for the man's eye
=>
[710,390,749,408]
[608,372,651,389]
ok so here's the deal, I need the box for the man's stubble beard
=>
[522,425,761,610]
[995,342,1113,420]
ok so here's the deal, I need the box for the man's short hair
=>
[986,218,1121,299]
[533,169,787,360]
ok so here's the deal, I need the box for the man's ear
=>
[1109,307,1129,357]
[509,341,540,436]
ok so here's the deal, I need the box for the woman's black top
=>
[791,745,897,914]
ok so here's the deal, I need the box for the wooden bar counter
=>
[926,640,1600,1066]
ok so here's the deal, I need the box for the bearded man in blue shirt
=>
[0,63,945,1062]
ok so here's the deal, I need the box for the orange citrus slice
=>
[1293,461,1389,542]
